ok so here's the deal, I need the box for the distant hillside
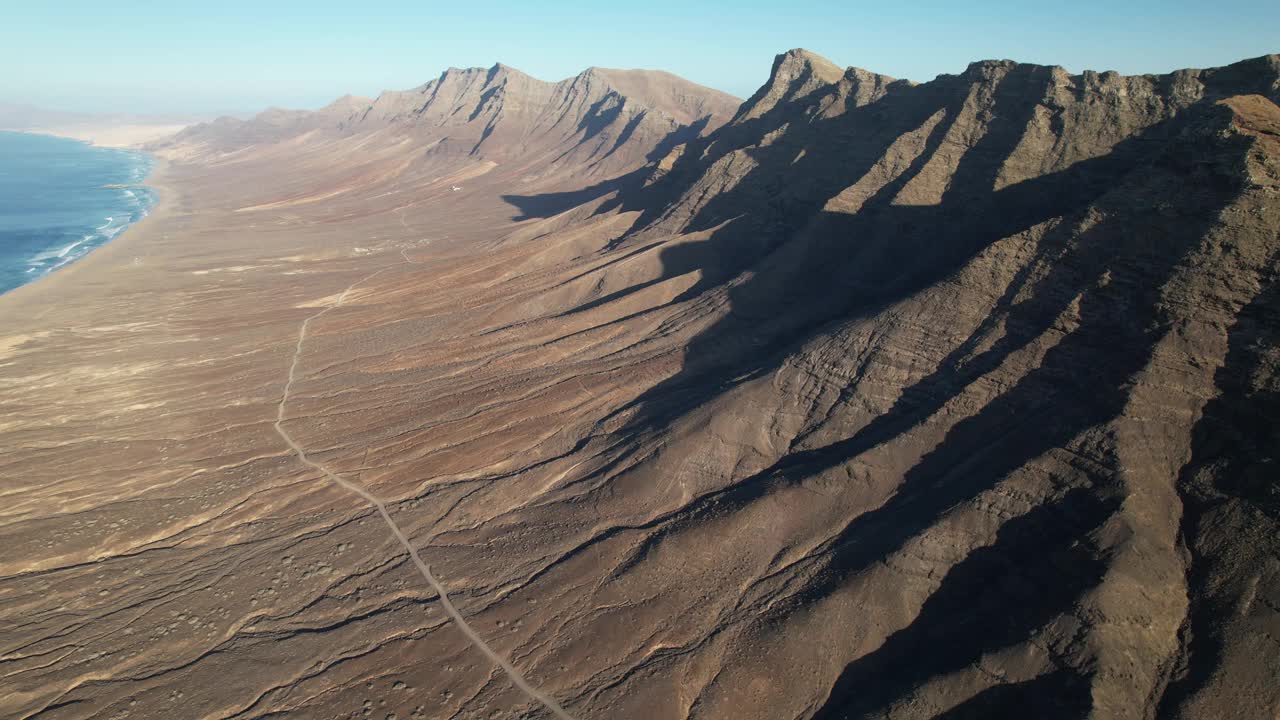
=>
[156,63,741,185]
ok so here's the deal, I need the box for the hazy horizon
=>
[5,0,1279,116]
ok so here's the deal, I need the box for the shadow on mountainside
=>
[617,92,1251,719]
[500,116,713,221]
[502,64,1261,717]
[810,488,1117,720]
[1157,249,1280,718]
[499,168,647,221]
[930,668,1093,720]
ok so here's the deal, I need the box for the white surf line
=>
[272,259,575,720]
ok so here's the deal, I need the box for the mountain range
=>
[1,49,1278,720]
[158,64,739,185]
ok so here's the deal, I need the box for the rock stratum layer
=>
[1,52,1278,720]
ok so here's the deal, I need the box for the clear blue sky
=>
[4,0,1277,116]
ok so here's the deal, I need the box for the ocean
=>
[0,131,156,295]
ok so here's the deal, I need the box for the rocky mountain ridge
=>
[158,62,741,183]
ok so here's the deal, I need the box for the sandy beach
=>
[16,122,188,148]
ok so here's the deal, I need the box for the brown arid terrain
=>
[1,51,1278,719]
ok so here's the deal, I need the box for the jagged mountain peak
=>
[776,48,845,78]
[572,61,1279,718]
[455,62,540,88]
[488,61,524,75]
[734,48,851,122]
[640,51,1280,275]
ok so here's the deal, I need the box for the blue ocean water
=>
[0,131,156,294]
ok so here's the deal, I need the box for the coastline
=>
[0,145,174,308]
[8,123,187,149]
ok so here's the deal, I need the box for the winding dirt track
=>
[271,254,575,720]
